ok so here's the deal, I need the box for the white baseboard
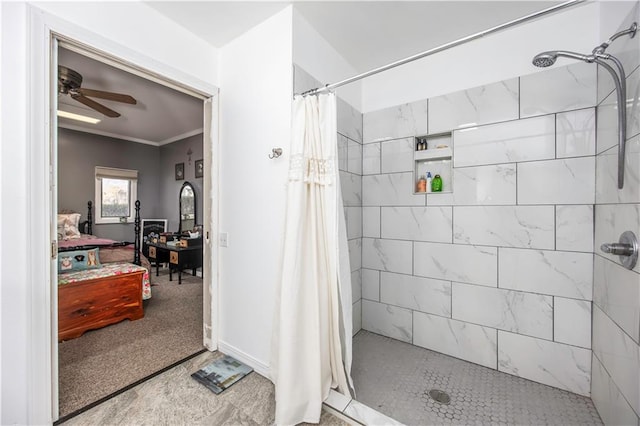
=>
[217,340,270,379]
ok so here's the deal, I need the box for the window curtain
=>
[271,93,354,425]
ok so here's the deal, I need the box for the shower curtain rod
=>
[303,0,585,96]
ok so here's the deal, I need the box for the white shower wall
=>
[361,61,598,396]
[591,2,640,425]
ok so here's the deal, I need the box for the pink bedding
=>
[59,234,152,281]
[58,235,121,249]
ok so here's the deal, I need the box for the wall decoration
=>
[175,162,184,180]
[195,159,204,178]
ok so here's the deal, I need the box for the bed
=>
[57,200,152,341]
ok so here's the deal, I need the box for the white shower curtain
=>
[271,93,353,426]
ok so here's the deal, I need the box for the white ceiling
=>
[59,1,563,142]
[57,47,203,145]
[148,1,561,72]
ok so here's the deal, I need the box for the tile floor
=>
[351,330,603,426]
[61,351,350,426]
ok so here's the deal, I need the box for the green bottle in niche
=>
[432,174,443,192]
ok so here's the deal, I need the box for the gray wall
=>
[58,128,162,241]
[58,128,203,241]
[158,134,204,232]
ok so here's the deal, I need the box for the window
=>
[94,166,138,224]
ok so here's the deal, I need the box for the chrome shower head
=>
[532,50,592,68]
[532,52,557,67]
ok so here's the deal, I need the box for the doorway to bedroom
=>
[54,42,214,420]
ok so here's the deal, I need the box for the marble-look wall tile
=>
[381,206,452,243]
[499,248,593,300]
[362,142,381,175]
[337,97,363,143]
[414,242,498,287]
[554,297,592,349]
[452,283,552,339]
[626,66,640,139]
[381,138,414,173]
[556,108,596,158]
[556,205,594,252]
[428,79,519,134]
[337,133,348,172]
[361,238,412,274]
[361,268,380,301]
[454,115,556,167]
[596,90,618,154]
[426,164,516,206]
[453,206,555,249]
[596,137,640,204]
[381,272,451,317]
[362,300,412,343]
[348,238,362,272]
[413,311,497,369]
[498,331,591,396]
[520,62,597,118]
[591,353,640,426]
[517,157,596,205]
[353,299,362,336]
[593,255,640,344]
[594,203,640,274]
[362,207,380,238]
[592,305,640,415]
[362,173,426,206]
[340,171,361,207]
[347,138,362,175]
[363,100,428,143]
[351,269,362,302]
[345,207,362,240]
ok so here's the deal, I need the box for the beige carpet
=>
[58,268,204,417]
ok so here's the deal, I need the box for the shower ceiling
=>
[147,1,563,72]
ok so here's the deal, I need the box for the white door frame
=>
[28,7,219,423]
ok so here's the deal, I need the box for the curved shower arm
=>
[593,22,637,54]
[594,57,627,189]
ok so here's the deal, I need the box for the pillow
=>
[58,248,101,274]
[57,213,81,240]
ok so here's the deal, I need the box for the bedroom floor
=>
[60,351,349,426]
[58,268,204,417]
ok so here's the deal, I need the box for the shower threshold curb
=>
[323,389,404,425]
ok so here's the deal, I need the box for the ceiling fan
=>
[58,65,137,118]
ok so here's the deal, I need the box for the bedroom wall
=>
[57,128,162,241]
[158,134,204,232]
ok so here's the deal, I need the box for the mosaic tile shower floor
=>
[352,330,602,425]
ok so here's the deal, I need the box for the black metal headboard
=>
[84,201,93,235]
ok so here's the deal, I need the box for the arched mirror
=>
[179,181,196,233]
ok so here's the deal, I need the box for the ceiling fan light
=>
[57,110,101,124]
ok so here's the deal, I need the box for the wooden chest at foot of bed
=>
[58,270,144,341]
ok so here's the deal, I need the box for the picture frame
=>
[195,159,204,178]
[140,219,168,249]
[175,162,184,180]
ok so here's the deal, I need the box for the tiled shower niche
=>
[414,132,452,194]
[362,61,598,397]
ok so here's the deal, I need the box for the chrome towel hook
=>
[269,148,283,159]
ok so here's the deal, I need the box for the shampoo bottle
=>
[432,174,443,192]
[425,172,432,193]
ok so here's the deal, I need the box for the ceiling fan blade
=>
[71,94,121,118]
[79,88,137,104]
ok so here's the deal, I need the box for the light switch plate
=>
[219,232,228,247]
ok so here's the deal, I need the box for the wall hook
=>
[269,148,283,159]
